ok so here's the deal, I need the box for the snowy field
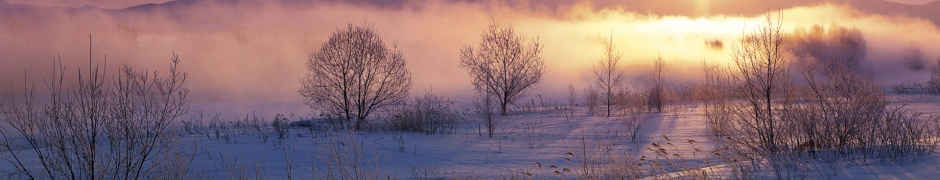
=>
[158,94,940,179]
[2,95,938,179]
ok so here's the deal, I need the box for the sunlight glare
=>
[695,0,711,16]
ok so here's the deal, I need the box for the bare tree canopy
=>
[593,33,624,117]
[460,20,545,116]
[300,24,411,130]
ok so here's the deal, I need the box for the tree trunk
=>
[500,101,508,116]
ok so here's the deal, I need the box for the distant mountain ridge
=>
[837,0,940,25]
[2,0,940,26]
[117,0,940,26]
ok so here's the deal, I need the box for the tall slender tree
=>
[648,54,665,112]
[593,33,624,117]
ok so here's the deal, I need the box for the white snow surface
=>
[3,95,940,179]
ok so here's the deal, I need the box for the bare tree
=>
[566,84,577,122]
[460,20,545,116]
[713,13,795,178]
[648,54,665,113]
[300,24,412,130]
[0,50,191,179]
[107,54,191,179]
[930,56,940,94]
[593,33,624,117]
[568,84,577,108]
[731,13,788,154]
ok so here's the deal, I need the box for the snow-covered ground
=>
[3,95,939,179]
[184,106,716,179]
[173,95,940,179]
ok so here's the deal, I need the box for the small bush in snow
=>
[892,82,932,94]
[583,85,600,114]
[272,114,289,139]
[388,91,463,134]
[473,90,500,137]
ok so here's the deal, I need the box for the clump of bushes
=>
[891,82,933,94]
[387,91,463,134]
[0,54,192,179]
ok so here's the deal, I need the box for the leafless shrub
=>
[449,171,483,180]
[640,137,714,179]
[207,114,233,143]
[274,141,296,180]
[571,137,603,179]
[409,165,447,180]
[240,113,272,142]
[272,114,289,140]
[604,152,645,179]
[179,111,224,141]
[797,63,886,159]
[566,85,577,122]
[388,90,463,134]
[460,19,545,116]
[152,140,197,180]
[567,134,715,179]
[180,110,207,135]
[583,85,600,114]
[615,91,649,142]
[473,91,500,138]
[593,33,624,117]
[220,155,267,180]
[929,56,940,94]
[312,131,390,179]
[872,107,940,162]
[706,13,940,179]
[702,71,736,152]
[568,84,577,108]
[648,54,666,113]
[787,35,940,164]
[0,51,191,179]
[493,167,533,180]
[300,23,412,130]
[790,96,939,162]
[891,81,932,94]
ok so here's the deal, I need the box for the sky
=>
[891,0,938,3]
[1,0,939,110]
[4,0,173,9]
[4,0,937,8]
